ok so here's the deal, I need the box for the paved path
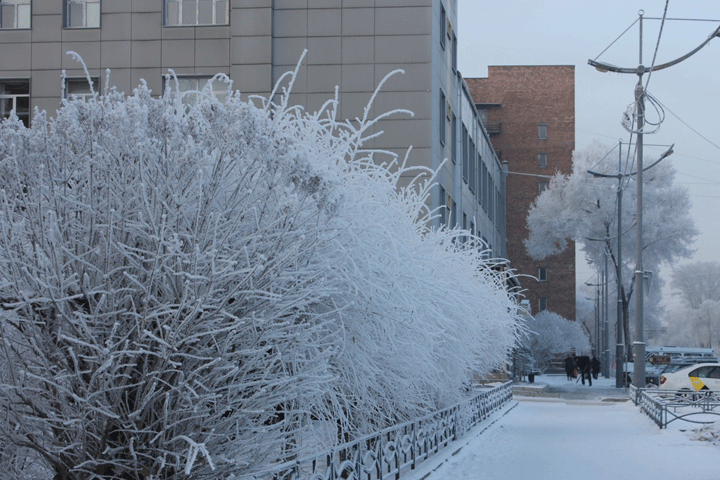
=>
[404,376,720,480]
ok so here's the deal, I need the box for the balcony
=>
[484,121,501,136]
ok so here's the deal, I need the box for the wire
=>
[652,96,720,152]
[644,0,670,90]
[593,18,640,62]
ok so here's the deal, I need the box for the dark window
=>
[450,199,457,228]
[538,267,547,282]
[450,112,457,164]
[439,4,446,49]
[462,125,469,183]
[538,124,548,140]
[469,138,476,193]
[438,186,446,226]
[65,77,99,101]
[439,90,446,146]
[538,153,547,168]
[539,297,548,311]
[0,79,30,127]
[692,366,715,378]
[452,33,458,71]
[539,181,547,192]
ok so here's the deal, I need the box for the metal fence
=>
[244,381,513,480]
[630,385,720,428]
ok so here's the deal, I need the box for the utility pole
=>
[615,141,624,388]
[588,10,720,387]
[588,140,672,387]
[603,247,610,378]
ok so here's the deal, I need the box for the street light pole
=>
[588,140,673,387]
[588,10,720,387]
[616,141,624,388]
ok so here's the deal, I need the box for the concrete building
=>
[466,66,576,320]
[0,0,507,260]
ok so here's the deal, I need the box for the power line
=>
[592,18,639,62]
[652,96,720,151]
[644,0,670,90]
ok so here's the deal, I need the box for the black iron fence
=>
[244,381,513,480]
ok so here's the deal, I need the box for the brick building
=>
[466,66,576,320]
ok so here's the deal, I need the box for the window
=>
[164,76,229,108]
[65,77,99,101]
[538,153,547,168]
[451,33,458,71]
[450,111,456,164]
[539,297,548,312]
[0,80,30,127]
[439,3,446,49]
[64,1,100,28]
[538,123,548,140]
[538,267,547,282]
[438,186,446,226]
[462,125,468,183]
[538,181,547,192]
[450,199,457,228]
[0,0,30,29]
[439,90,446,146]
[165,0,228,26]
[468,138,476,193]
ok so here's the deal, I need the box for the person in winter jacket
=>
[564,355,576,380]
[590,355,602,379]
[575,355,592,386]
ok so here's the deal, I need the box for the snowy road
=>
[404,376,720,480]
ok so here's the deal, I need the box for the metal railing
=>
[630,385,720,428]
[245,381,513,480]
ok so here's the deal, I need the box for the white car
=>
[659,363,720,397]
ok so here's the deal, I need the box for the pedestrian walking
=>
[564,355,575,380]
[590,355,601,379]
[575,355,592,386]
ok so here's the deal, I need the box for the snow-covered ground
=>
[402,375,720,480]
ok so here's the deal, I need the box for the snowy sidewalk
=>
[403,375,720,480]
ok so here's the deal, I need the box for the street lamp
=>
[588,10,720,387]
[588,141,673,388]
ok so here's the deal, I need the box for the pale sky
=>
[456,0,720,311]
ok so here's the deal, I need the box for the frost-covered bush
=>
[0,64,521,479]
[521,311,590,372]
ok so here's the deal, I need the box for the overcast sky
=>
[456,0,720,310]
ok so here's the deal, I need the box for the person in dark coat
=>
[575,355,592,386]
[564,355,575,380]
[590,355,602,379]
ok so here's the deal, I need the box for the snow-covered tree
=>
[659,262,720,347]
[525,140,696,359]
[0,61,522,479]
[521,311,590,373]
[670,261,720,310]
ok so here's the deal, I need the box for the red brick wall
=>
[466,66,576,320]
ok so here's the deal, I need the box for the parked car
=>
[658,363,720,398]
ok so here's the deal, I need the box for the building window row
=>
[1,75,228,127]
[0,1,230,29]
